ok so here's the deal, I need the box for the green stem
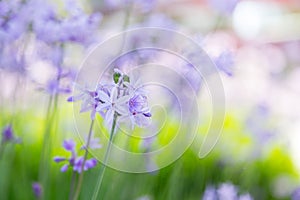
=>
[0,143,6,159]
[72,120,95,200]
[68,171,77,200]
[91,113,118,200]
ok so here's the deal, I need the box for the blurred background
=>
[1,0,300,199]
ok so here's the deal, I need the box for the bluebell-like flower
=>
[1,124,20,144]
[53,138,100,173]
[32,182,42,199]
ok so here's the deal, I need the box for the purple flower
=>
[208,0,240,15]
[128,94,152,128]
[68,84,101,120]
[32,1,102,45]
[292,187,300,200]
[202,183,253,200]
[2,125,14,143]
[73,156,97,173]
[32,182,42,199]
[217,182,238,200]
[213,51,234,76]
[203,186,217,200]
[54,139,98,173]
[96,86,130,125]
[239,193,253,200]
[63,139,76,152]
[81,132,102,150]
[0,0,30,43]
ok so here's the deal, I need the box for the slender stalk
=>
[68,171,77,200]
[72,120,95,200]
[91,113,118,200]
[0,143,6,159]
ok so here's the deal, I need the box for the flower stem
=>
[91,113,118,200]
[72,119,95,200]
[68,171,77,200]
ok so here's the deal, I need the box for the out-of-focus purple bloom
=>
[32,182,42,199]
[202,183,253,200]
[0,42,26,72]
[246,103,275,155]
[81,132,102,150]
[139,13,176,29]
[54,139,98,173]
[239,193,253,200]
[53,156,66,163]
[32,0,102,45]
[0,0,30,43]
[73,156,97,173]
[2,125,14,143]
[208,0,240,14]
[213,51,234,76]
[1,124,20,144]
[217,183,238,200]
[292,187,300,200]
[203,186,217,200]
[63,139,76,152]
[100,0,156,13]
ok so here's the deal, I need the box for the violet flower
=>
[202,182,253,200]
[1,124,19,144]
[213,51,234,77]
[53,138,100,173]
[32,182,42,199]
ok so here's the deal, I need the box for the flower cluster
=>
[68,69,152,129]
[32,0,102,46]
[53,138,100,173]
[203,182,253,200]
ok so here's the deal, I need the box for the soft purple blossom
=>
[292,187,300,200]
[68,84,101,120]
[54,139,98,173]
[96,86,130,125]
[32,1,102,45]
[213,51,234,76]
[202,183,253,200]
[239,193,253,200]
[73,156,97,173]
[217,182,238,200]
[81,132,102,150]
[0,0,30,43]
[32,182,42,199]
[2,124,14,143]
[63,139,76,152]
[128,94,152,128]
[70,68,152,129]
[208,0,240,14]
[203,186,217,200]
